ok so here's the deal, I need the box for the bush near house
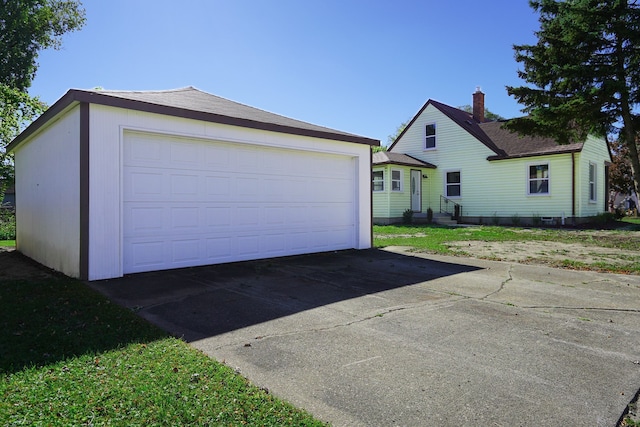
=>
[0,207,15,240]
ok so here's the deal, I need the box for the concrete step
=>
[432,213,457,225]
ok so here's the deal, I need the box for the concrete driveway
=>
[90,248,640,426]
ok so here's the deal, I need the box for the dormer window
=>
[425,123,436,149]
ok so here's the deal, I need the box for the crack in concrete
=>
[521,305,640,313]
[210,298,466,351]
[481,264,514,300]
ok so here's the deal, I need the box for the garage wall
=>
[14,106,81,277]
[88,105,372,280]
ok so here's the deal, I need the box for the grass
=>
[622,216,640,226]
[0,274,325,426]
[0,240,14,246]
[373,221,640,274]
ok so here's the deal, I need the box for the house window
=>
[425,123,436,149]
[445,170,461,198]
[589,162,597,202]
[528,163,549,195]
[373,170,384,192]
[391,169,403,192]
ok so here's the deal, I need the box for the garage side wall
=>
[14,106,81,277]
[88,105,372,280]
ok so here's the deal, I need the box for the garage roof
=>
[8,87,379,151]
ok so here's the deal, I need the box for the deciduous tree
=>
[0,0,85,197]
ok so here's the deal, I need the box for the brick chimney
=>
[472,87,485,123]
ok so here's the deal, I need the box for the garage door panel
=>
[170,141,200,164]
[205,207,232,227]
[123,131,357,274]
[127,240,166,269]
[171,239,201,262]
[204,175,231,196]
[262,233,287,254]
[205,237,233,261]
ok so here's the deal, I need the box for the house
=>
[7,87,378,280]
[373,89,612,225]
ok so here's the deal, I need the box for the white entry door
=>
[122,131,357,274]
[410,170,421,212]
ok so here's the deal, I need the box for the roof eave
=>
[373,160,437,168]
[487,146,583,161]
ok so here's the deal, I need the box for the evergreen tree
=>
[506,0,640,196]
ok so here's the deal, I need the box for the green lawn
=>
[0,240,15,247]
[374,221,640,274]
[0,275,326,426]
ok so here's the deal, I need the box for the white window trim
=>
[444,169,461,199]
[589,162,597,202]
[424,123,436,151]
[391,169,403,192]
[372,169,385,192]
[526,162,551,196]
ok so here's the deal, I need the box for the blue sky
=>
[28,0,541,145]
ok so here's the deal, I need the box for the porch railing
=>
[440,195,462,220]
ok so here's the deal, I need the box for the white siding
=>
[14,106,81,277]
[88,105,371,280]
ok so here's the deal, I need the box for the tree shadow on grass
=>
[0,252,168,374]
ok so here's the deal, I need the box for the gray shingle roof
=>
[8,87,379,151]
[389,98,585,160]
[479,121,584,159]
[372,151,436,168]
[95,87,372,140]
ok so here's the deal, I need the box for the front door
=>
[410,169,421,212]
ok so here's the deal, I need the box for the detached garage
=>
[8,87,378,280]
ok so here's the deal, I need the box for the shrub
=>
[532,213,541,227]
[426,207,433,223]
[492,212,500,225]
[402,209,414,224]
[595,212,617,223]
[0,207,16,240]
[511,213,521,226]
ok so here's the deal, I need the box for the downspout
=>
[369,148,373,247]
[571,152,576,225]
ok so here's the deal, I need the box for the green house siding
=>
[574,135,612,217]
[486,155,575,218]
[377,101,612,224]
[372,164,432,223]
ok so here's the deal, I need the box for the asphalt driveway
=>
[90,248,640,426]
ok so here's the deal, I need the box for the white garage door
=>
[122,131,357,274]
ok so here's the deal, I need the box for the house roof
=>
[388,98,587,160]
[8,87,379,151]
[372,151,436,168]
[479,121,584,159]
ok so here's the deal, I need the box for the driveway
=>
[90,248,640,426]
